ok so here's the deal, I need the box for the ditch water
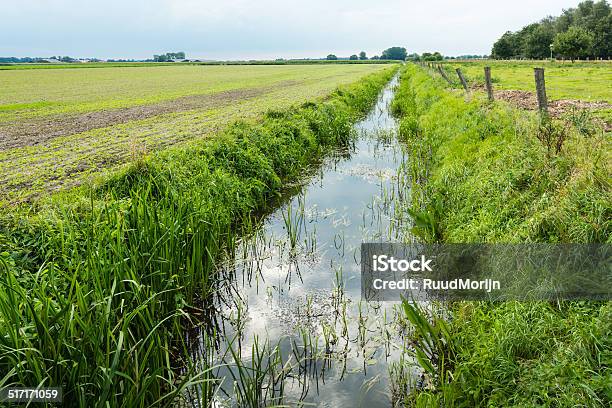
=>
[190,74,418,407]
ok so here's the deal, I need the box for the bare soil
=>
[494,89,611,112]
[471,84,611,131]
[0,81,299,151]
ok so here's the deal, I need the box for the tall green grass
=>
[0,66,398,407]
[392,64,611,406]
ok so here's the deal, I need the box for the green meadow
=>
[443,60,612,102]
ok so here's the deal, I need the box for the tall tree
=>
[491,0,611,59]
[591,1,612,57]
[381,47,407,60]
[359,51,367,60]
[553,26,595,61]
[524,20,556,59]
[421,52,443,61]
[492,31,519,59]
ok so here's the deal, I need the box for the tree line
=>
[153,52,186,62]
[0,56,103,63]
[326,47,410,61]
[492,0,611,60]
[324,49,484,62]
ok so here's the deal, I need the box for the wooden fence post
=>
[484,66,494,102]
[533,68,548,117]
[455,68,469,93]
[438,65,452,84]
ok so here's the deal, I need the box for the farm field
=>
[439,60,612,127]
[0,64,389,202]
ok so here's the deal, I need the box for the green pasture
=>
[443,60,612,102]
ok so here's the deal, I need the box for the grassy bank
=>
[392,64,611,406]
[0,65,397,407]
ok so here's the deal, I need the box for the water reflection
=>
[191,74,418,407]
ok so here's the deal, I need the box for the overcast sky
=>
[1,0,581,60]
